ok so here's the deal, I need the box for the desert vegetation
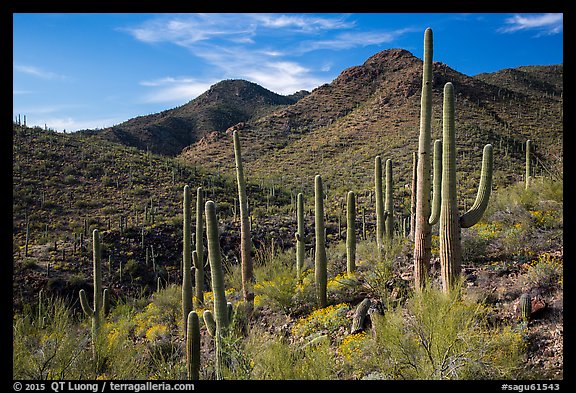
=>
[12,28,562,381]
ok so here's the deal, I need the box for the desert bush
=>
[370,283,526,380]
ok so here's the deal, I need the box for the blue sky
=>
[13,13,563,132]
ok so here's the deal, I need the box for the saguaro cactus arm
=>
[460,144,493,229]
[428,139,442,225]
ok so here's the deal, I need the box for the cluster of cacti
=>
[439,82,493,293]
[314,175,328,308]
[79,229,110,358]
[233,130,254,308]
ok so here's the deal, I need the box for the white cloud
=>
[499,13,563,35]
[140,77,216,103]
[14,64,68,80]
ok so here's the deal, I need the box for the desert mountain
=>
[83,79,308,156]
[84,48,562,200]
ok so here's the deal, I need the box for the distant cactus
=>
[519,293,532,322]
[79,229,109,357]
[194,187,205,308]
[439,82,493,293]
[182,185,193,336]
[414,27,434,291]
[295,192,306,278]
[314,175,327,308]
[525,139,532,189]
[233,130,254,307]
[346,191,356,273]
[186,311,201,380]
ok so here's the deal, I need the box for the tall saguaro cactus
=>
[233,130,254,307]
[79,229,109,357]
[413,27,434,291]
[384,159,394,240]
[295,192,306,278]
[203,200,230,379]
[314,175,327,308]
[194,186,205,308]
[182,185,193,335]
[439,82,493,293]
[346,191,356,273]
[525,139,532,189]
[374,156,386,251]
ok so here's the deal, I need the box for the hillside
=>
[179,50,563,202]
[81,79,308,156]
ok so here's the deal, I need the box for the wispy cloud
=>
[14,64,69,80]
[498,13,563,35]
[121,14,410,95]
[140,76,216,103]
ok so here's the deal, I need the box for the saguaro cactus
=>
[346,191,357,273]
[233,130,254,307]
[182,185,193,335]
[79,229,109,357]
[186,310,201,380]
[519,293,532,322]
[295,192,306,278]
[384,159,394,240]
[194,186,205,308]
[525,139,532,189]
[414,27,435,291]
[439,82,493,293]
[375,156,386,251]
[203,200,230,379]
[314,175,327,308]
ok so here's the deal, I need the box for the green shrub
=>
[370,284,526,380]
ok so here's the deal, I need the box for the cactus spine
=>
[182,185,193,335]
[346,191,356,273]
[314,175,327,308]
[233,130,254,307]
[203,200,230,380]
[384,159,394,240]
[79,229,109,357]
[194,186,205,308]
[295,192,306,278]
[439,82,493,293]
[414,27,434,291]
[525,139,532,189]
[186,311,201,380]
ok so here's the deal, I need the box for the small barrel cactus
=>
[519,293,532,321]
